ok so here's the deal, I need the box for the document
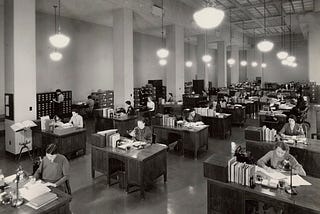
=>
[284,175,311,187]
[256,166,287,180]
[20,181,51,201]
[11,120,37,132]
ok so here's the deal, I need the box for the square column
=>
[4,0,36,154]
[196,35,209,89]
[166,25,184,101]
[230,45,240,84]
[217,41,227,87]
[308,14,320,84]
[113,8,134,108]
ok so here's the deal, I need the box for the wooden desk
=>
[33,128,86,159]
[152,125,209,159]
[258,111,287,131]
[0,188,72,214]
[91,143,167,198]
[221,106,246,126]
[204,154,320,214]
[246,139,320,178]
[202,114,232,139]
[95,115,137,136]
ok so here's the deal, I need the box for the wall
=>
[0,5,4,115]
[184,43,197,83]
[36,13,113,101]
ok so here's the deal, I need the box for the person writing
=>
[147,96,155,112]
[69,109,83,128]
[125,100,135,116]
[34,144,70,193]
[53,115,64,127]
[186,109,203,123]
[53,89,64,117]
[167,93,174,102]
[129,118,152,143]
[279,114,305,138]
[257,141,306,176]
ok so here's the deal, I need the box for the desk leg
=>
[91,169,95,178]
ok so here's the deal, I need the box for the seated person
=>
[53,115,64,127]
[125,100,135,116]
[129,118,152,143]
[147,96,155,112]
[186,109,203,123]
[34,144,70,192]
[69,109,83,128]
[257,141,306,176]
[167,93,174,102]
[279,114,305,138]
[86,95,95,113]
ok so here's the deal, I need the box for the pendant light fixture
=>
[251,29,258,67]
[261,53,267,68]
[159,59,167,66]
[185,37,193,67]
[227,9,235,67]
[49,5,62,61]
[277,0,289,60]
[49,0,70,49]
[193,0,225,29]
[202,31,212,63]
[257,0,274,52]
[156,0,169,59]
[286,6,296,65]
[240,21,247,66]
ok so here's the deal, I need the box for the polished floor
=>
[0,105,317,214]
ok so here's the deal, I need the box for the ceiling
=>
[3,0,316,39]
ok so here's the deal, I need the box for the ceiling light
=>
[202,54,212,63]
[240,60,247,66]
[292,62,297,67]
[277,51,288,60]
[159,59,167,66]
[185,61,193,67]
[281,59,289,65]
[50,51,63,61]
[157,48,169,58]
[287,55,296,62]
[227,58,235,65]
[156,0,169,59]
[257,39,274,52]
[251,61,258,67]
[261,63,267,68]
[207,63,211,67]
[193,7,225,29]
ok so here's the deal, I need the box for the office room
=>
[0,0,320,213]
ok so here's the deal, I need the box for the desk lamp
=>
[284,160,297,195]
[11,166,27,207]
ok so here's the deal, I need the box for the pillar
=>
[217,41,227,87]
[307,13,320,84]
[196,34,208,89]
[166,25,184,101]
[4,0,36,154]
[113,8,134,108]
[230,45,240,84]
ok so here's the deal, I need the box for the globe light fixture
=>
[240,60,247,66]
[281,59,289,65]
[251,61,258,67]
[157,48,169,58]
[257,0,274,52]
[227,58,235,66]
[261,63,267,68]
[193,6,225,29]
[227,9,236,67]
[202,54,212,63]
[277,51,288,60]
[292,62,297,67]
[287,55,296,62]
[207,63,211,67]
[159,59,167,66]
[156,0,169,59]
[50,51,63,61]
[49,2,70,49]
[185,61,193,67]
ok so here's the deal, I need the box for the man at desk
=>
[125,100,135,116]
[186,109,202,123]
[69,109,83,128]
[257,141,306,176]
[279,114,305,138]
[129,118,152,143]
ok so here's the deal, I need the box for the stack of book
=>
[162,115,176,127]
[262,126,277,142]
[27,192,58,209]
[106,132,120,148]
[228,157,255,187]
[194,107,215,117]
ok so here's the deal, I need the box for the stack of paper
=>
[20,181,51,201]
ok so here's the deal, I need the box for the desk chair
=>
[17,140,33,162]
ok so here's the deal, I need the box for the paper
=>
[256,166,287,180]
[10,120,37,132]
[4,174,16,184]
[20,181,51,201]
[284,175,311,187]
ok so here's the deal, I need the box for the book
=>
[29,192,57,207]
[228,157,237,182]
[11,120,37,132]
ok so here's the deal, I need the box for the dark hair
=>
[169,93,173,97]
[72,108,79,114]
[56,89,62,93]
[125,100,131,105]
[137,117,146,124]
[189,108,195,113]
[288,114,297,122]
[88,95,92,99]
[46,144,58,154]
[274,141,289,152]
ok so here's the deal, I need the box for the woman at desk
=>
[69,109,83,128]
[186,109,203,123]
[53,89,64,117]
[257,141,306,176]
[125,100,135,116]
[34,144,70,192]
[279,114,305,138]
[147,97,155,112]
[129,118,152,143]
[53,115,64,127]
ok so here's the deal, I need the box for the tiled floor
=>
[0,105,317,214]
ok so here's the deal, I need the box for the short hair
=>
[274,141,289,152]
[56,89,62,93]
[169,93,173,97]
[46,144,58,155]
[125,100,131,105]
[288,114,297,122]
[88,95,92,99]
[137,117,146,124]
[72,108,79,114]
[189,108,195,113]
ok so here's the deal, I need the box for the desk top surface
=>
[36,128,86,137]
[202,113,232,119]
[152,124,209,133]
[92,143,167,161]
[0,188,71,214]
[97,115,137,121]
